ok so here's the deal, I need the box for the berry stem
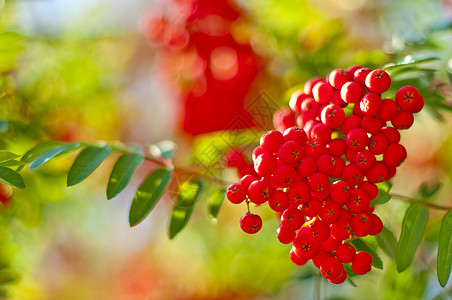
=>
[245,199,251,213]
[315,271,321,300]
[344,235,359,243]
[389,193,452,211]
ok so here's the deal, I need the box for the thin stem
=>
[245,199,251,213]
[315,271,321,300]
[344,235,358,243]
[389,193,452,211]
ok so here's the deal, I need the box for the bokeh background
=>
[0,0,452,299]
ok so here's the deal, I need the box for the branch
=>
[389,193,452,211]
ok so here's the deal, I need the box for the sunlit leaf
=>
[396,204,428,272]
[208,188,226,219]
[437,211,452,287]
[350,238,383,269]
[169,179,204,239]
[376,226,398,259]
[0,166,25,188]
[19,141,64,171]
[0,151,19,164]
[67,145,111,186]
[129,168,173,226]
[106,153,144,200]
[149,140,175,160]
[370,189,391,206]
[29,143,81,171]
[383,56,440,71]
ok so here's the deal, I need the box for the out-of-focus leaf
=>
[106,153,144,200]
[19,141,64,171]
[29,143,81,170]
[0,160,25,168]
[129,168,173,226]
[419,182,442,199]
[0,151,19,164]
[0,268,19,285]
[350,238,383,269]
[388,66,437,78]
[437,211,452,287]
[0,120,8,133]
[370,189,391,206]
[169,179,204,239]
[376,226,398,259]
[0,31,25,72]
[383,56,440,71]
[0,166,25,188]
[343,265,357,287]
[376,181,392,193]
[67,145,111,186]
[424,216,443,242]
[208,188,226,219]
[149,140,175,160]
[396,204,428,272]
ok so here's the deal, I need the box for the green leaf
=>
[0,151,19,164]
[208,188,226,219]
[169,179,204,239]
[0,160,25,168]
[0,166,25,188]
[437,211,452,287]
[0,268,19,285]
[350,238,383,269]
[19,141,64,171]
[29,143,81,171]
[149,140,175,160]
[343,264,357,287]
[419,182,441,199]
[383,56,440,71]
[376,226,398,259]
[67,145,112,186]
[129,168,173,226]
[396,204,428,272]
[106,153,144,200]
[370,189,391,206]
[0,120,8,133]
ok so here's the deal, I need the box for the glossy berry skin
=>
[327,138,347,156]
[336,244,356,263]
[273,107,296,132]
[383,143,407,167]
[268,190,290,212]
[351,213,373,237]
[288,182,311,205]
[309,219,331,242]
[362,116,384,134]
[342,163,364,186]
[366,162,389,183]
[365,69,391,93]
[328,69,352,89]
[346,128,369,151]
[317,154,336,176]
[369,214,383,235]
[226,184,247,204]
[321,235,341,252]
[330,220,352,240]
[277,225,297,244]
[248,179,273,205]
[281,208,305,230]
[378,99,399,121]
[368,134,389,155]
[310,123,332,144]
[395,86,420,111]
[254,152,277,177]
[319,200,341,224]
[342,114,362,135]
[381,126,401,144]
[240,213,263,234]
[360,93,382,116]
[283,127,307,145]
[355,150,376,170]
[313,82,334,104]
[240,174,257,190]
[278,141,303,165]
[289,247,308,266]
[320,257,344,280]
[321,104,345,128]
[301,197,323,217]
[347,189,370,214]
[293,235,320,260]
[391,111,414,130]
[297,157,317,177]
[358,181,379,200]
[308,172,331,199]
[328,270,347,284]
[353,67,372,85]
[289,91,308,113]
[304,77,324,96]
[260,130,284,153]
[301,97,320,120]
[351,251,373,275]
[331,180,351,203]
[273,164,298,188]
[313,251,333,268]
[341,82,362,104]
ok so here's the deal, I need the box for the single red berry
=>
[353,67,372,85]
[313,251,334,268]
[365,162,389,183]
[304,77,324,96]
[338,209,353,222]
[297,156,317,177]
[341,81,362,104]
[237,163,258,179]
[369,214,383,235]
[330,220,352,240]
[320,257,344,280]
[252,146,265,161]
[353,102,365,117]
[351,213,373,237]
[281,208,305,230]
[293,235,320,260]
[301,197,323,217]
[303,119,318,136]
[330,156,345,178]
[331,180,351,203]
[313,82,334,104]
[328,69,352,89]
[308,172,331,199]
[391,111,414,130]
[346,128,369,151]
[387,165,396,180]
[342,163,365,186]
[288,182,311,205]
[317,154,337,176]
[254,152,277,177]
[331,90,348,107]
[283,126,308,145]
[360,93,382,116]
[395,86,420,111]
[224,149,245,168]
[260,130,285,153]
[347,188,370,214]
[327,138,347,156]
[303,139,327,159]
[336,244,356,263]
[278,141,303,165]
[319,200,341,224]
[378,99,399,121]
[309,219,331,242]
[348,65,363,75]
[240,213,263,234]
[273,164,298,188]
[310,123,332,144]
[358,181,379,200]
[355,149,377,170]
[289,90,309,113]
[362,115,384,134]
[351,251,373,275]
[301,97,320,120]
[321,235,342,252]
[383,143,407,167]
[411,94,424,113]
[248,179,273,205]
[289,247,309,266]
[273,107,296,132]
[328,270,347,284]
[368,133,389,155]
[226,183,247,204]
[240,174,257,190]
[321,104,345,128]
[381,126,401,144]
[277,224,297,244]
[345,148,358,163]
[268,190,290,212]
[365,69,391,93]
[342,114,362,135]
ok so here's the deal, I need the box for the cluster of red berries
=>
[226,65,424,284]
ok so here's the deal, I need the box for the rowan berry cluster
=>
[226,65,424,284]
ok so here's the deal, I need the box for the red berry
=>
[347,65,363,75]
[411,94,424,113]
[308,172,331,199]
[254,152,277,177]
[369,214,383,235]
[330,156,345,179]
[391,110,414,130]
[240,174,257,190]
[368,133,389,155]
[252,146,265,161]
[320,257,344,280]
[353,67,372,85]
[288,182,311,205]
[293,235,320,260]
[328,270,347,284]
[378,99,399,121]
[321,104,345,128]
[289,91,309,113]
[355,149,376,170]
[345,148,358,162]
[347,189,370,214]
[226,183,247,204]
[301,97,320,120]
[331,180,351,204]
[309,219,331,242]
[317,154,336,176]
[342,163,364,186]
[351,251,373,275]
[321,235,342,252]
[303,140,327,159]
[273,164,298,188]
[301,197,323,217]
[283,126,307,145]
[297,156,317,177]
[383,143,407,167]
[330,220,352,240]
[260,130,284,153]
[365,69,391,93]
[278,141,303,165]
[313,82,334,104]
[304,77,324,96]
[310,123,332,144]
[351,213,373,237]
[268,190,290,212]
[331,90,348,107]
[381,126,401,144]
[341,82,362,104]
[248,179,273,204]
[313,251,333,268]
[273,107,296,132]
[365,162,389,183]
[240,213,263,234]
[342,115,362,134]
[281,208,305,230]
[362,116,384,134]
[277,224,297,244]
[360,93,382,116]
[395,86,420,111]
[319,200,341,224]
[328,69,352,89]
[358,181,379,200]
[327,138,347,156]
[346,128,369,151]
[224,150,245,168]
[289,247,308,266]
[336,244,356,263]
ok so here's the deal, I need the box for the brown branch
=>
[389,193,452,211]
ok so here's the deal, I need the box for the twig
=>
[389,193,452,211]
